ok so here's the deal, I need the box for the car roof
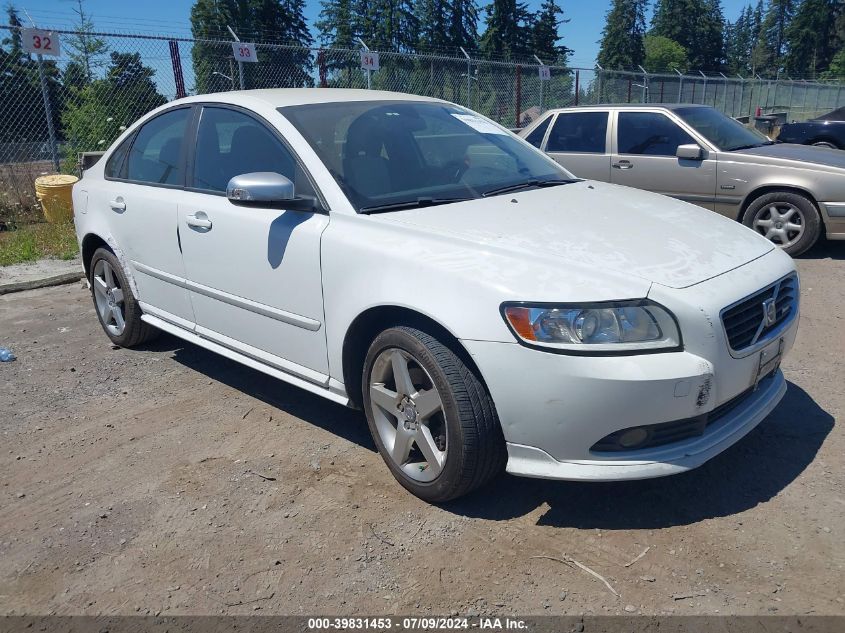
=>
[543,103,711,113]
[172,88,443,109]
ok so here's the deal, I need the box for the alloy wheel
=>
[751,202,805,249]
[92,259,126,337]
[368,348,447,483]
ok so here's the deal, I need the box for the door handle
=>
[186,212,212,230]
[109,198,126,211]
[612,160,633,170]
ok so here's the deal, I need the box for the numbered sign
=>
[22,28,60,57]
[360,51,380,71]
[232,42,258,63]
[538,65,551,81]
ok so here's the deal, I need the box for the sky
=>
[18,0,754,68]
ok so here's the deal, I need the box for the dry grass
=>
[0,221,78,267]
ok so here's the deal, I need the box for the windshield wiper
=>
[481,178,580,198]
[359,197,474,214]
[728,141,774,151]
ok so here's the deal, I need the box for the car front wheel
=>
[362,326,506,503]
[742,191,821,257]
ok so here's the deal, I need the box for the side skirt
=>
[140,313,351,407]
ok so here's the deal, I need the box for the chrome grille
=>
[721,274,797,352]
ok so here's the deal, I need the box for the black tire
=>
[741,191,822,257]
[811,140,839,150]
[362,326,506,503]
[89,247,159,347]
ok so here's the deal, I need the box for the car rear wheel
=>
[811,141,838,149]
[742,191,821,257]
[90,248,159,347]
[362,326,506,503]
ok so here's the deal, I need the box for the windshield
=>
[279,100,573,212]
[675,106,771,151]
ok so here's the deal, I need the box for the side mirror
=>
[226,172,317,211]
[676,144,704,160]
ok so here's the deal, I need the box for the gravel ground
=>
[0,245,843,617]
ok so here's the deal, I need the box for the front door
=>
[177,106,330,382]
[610,110,717,210]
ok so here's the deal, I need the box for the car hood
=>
[377,181,773,290]
[731,143,845,169]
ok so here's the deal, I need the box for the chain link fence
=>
[2,24,845,216]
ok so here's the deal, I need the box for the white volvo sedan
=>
[72,89,799,502]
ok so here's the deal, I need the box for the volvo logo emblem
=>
[762,298,777,327]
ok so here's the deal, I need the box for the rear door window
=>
[126,108,190,185]
[547,112,608,153]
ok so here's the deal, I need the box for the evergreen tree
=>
[479,0,534,60]
[726,5,754,74]
[190,0,313,92]
[783,0,839,78]
[417,0,450,52]
[448,0,479,53]
[597,0,647,70]
[531,0,572,65]
[650,0,724,70]
[355,0,420,52]
[66,0,108,84]
[752,0,795,76]
[316,0,357,49]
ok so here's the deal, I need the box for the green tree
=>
[726,5,754,74]
[784,0,840,78]
[531,0,571,65]
[643,34,688,71]
[355,0,420,51]
[190,0,313,93]
[650,0,724,70]
[316,0,357,49]
[0,5,63,162]
[752,0,795,76]
[448,0,479,53]
[597,0,648,70]
[66,0,108,84]
[61,52,167,172]
[479,0,534,60]
[821,48,845,79]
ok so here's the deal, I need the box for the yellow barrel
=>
[34,174,78,223]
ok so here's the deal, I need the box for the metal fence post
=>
[533,55,544,112]
[227,26,245,90]
[357,38,371,90]
[460,47,472,108]
[638,65,648,103]
[574,69,580,106]
[35,54,59,172]
[675,68,683,102]
[595,63,603,104]
[515,65,522,126]
[737,75,744,117]
[168,40,186,99]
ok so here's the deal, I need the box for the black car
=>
[777,106,845,149]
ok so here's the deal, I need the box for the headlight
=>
[502,300,682,353]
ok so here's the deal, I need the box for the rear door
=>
[610,110,717,210]
[95,106,195,327]
[177,105,330,381]
[543,110,611,181]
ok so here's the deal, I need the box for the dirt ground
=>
[1,245,843,617]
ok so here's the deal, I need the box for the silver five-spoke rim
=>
[369,348,447,483]
[752,202,805,248]
[92,259,126,337]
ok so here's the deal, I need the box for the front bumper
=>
[462,249,798,481]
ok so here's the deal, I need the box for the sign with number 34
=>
[22,28,60,56]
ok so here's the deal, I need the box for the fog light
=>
[618,427,649,448]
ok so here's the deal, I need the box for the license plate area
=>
[754,337,783,389]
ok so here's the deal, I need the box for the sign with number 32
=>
[22,28,60,56]
[232,42,258,63]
